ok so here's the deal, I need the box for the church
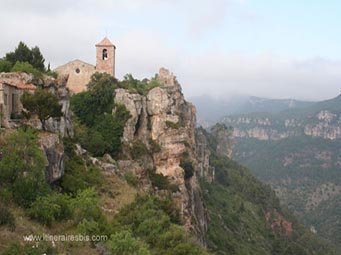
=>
[55,37,116,94]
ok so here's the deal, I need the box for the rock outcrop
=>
[38,133,65,183]
[43,75,74,138]
[114,68,212,245]
[223,108,341,141]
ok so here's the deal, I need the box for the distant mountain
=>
[220,94,341,247]
[190,94,315,127]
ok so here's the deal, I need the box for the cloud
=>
[0,0,340,101]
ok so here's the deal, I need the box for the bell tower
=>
[95,37,116,77]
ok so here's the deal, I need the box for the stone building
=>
[55,37,116,94]
[0,75,36,127]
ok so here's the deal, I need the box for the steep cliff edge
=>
[114,68,212,244]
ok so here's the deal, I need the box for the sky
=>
[1,0,341,101]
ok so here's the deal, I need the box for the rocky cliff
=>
[222,100,341,141]
[115,68,213,244]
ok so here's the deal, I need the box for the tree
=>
[5,42,46,71]
[21,89,62,131]
[0,129,49,207]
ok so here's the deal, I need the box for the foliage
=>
[60,140,103,194]
[180,159,194,179]
[0,128,49,207]
[233,134,341,247]
[72,188,103,223]
[28,193,72,226]
[71,73,118,127]
[71,73,130,157]
[21,89,62,131]
[131,140,149,159]
[107,230,151,255]
[200,130,339,255]
[0,204,15,231]
[1,242,55,255]
[4,41,46,71]
[148,168,178,192]
[124,172,138,187]
[165,120,180,129]
[111,195,206,255]
[0,59,12,72]
[119,73,160,95]
[149,138,162,153]
[11,61,42,79]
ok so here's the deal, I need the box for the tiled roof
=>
[95,37,115,47]
[0,79,36,90]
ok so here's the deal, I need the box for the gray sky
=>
[1,0,341,101]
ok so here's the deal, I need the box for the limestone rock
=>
[115,67,210,245]
[38,133,65,183]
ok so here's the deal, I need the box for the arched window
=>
[102,49,108,60]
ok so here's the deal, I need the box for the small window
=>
[75,68,80,74]
[102,49,108,60]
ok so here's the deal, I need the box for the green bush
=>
[78,219,101,237]
[11,61,42,79]
[0,204,15,230]
[21,89,62,131]
[72,188,103,223]
[119,73,160,95]
[124,172,138,187]
[149,138,162,153]
[71,73,130,158]
[0,59,12,72]
[180,159,194,179]
[165,120,180,129]
[131,140,149,159]
[107,231,151,255]
[1,242,55,255]
[148,169,171,190]
[112,195,205,254]
[60,150,103,194]
[29,193,72,226]
[0,128,50,207]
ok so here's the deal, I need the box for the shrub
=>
[125,172,138,187]
[147,169,179,193]
[72,188,103,223]
[71,73,130,158]
[11,61,42,79]
[21,89,62,131]
[78,219,101,237]
[107,231,151,255]
[29,193,73,226]
[119,73,160,95]
[149,138,162,153]
[0,128,49,207]
[60,153,103,195]
[2,242,55,255]
[0,204,15,230]
[0,59,12,72]
[148,169,171,190]
[131,140,149,159]
[180,159,194,179]
[165,120,180,129]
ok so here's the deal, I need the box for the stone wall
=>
[55,59,95,94]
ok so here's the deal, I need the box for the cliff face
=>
[115,68,212,244]
[223,107,341,141]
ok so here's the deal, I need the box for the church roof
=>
[95,37,115,48]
